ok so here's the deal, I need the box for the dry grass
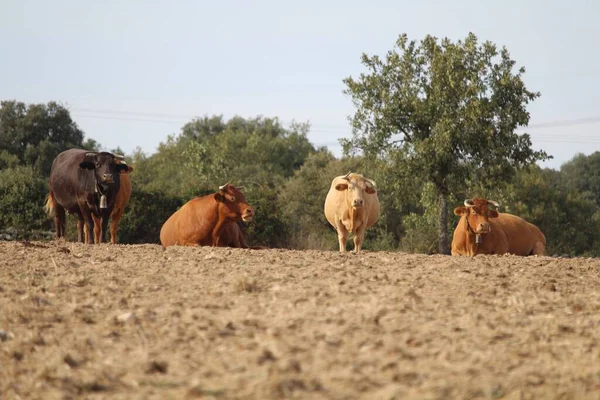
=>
[1,240,600,399]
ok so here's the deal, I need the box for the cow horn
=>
[464,199,475,207]
[365,178,376,188]
[111,153,126,160]
[342,172,351,181]
[488,200,500,208]
[218,183,230,191]
[85,152,98,157]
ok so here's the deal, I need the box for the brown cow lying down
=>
[451,197,546,256]
[324,172,380,252]
[160,183,256,248]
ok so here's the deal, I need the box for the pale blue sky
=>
[1,0,599,169]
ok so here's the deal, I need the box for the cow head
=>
[79,152,129,186]
[454,198,500,235]
[335,172,377,209]
[215,183,254,222]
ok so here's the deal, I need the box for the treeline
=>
[1,99,599,256]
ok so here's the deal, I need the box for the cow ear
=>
[335,183,348,191]
[489,210,499,218]
[118,165,134,174]
[116,164,130,173]
[365,186,376,194]
[79,161,94,170]
[454,206,467,216]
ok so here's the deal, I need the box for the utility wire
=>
[69,106,600,145]
[71,106,600,132]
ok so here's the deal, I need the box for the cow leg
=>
[82,214,95,245]
[212,220,226,247]
[531,241,545,256]
[335,222,348,252]
[76,216,85,243]
[109,209,124,244]
[83,223,89,243]
[92,214,101,244]
[353,228,365,253]
[54,204,66,239]
[110,206,126,244]
[224,223,246,248]
[83,214,99,244]
[236,226,248,249]
[228,235,240,248]
[110,218,119,244]
[99,216,110,244]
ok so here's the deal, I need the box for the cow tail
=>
[44,192,56,216]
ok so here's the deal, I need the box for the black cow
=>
[44,149,130,244]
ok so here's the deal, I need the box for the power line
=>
[68,106,600,146]
[526,116,600,129]
[71,106,600,132]
[71,107,197,120]
[71,107,348,130]
[71,113,184,125]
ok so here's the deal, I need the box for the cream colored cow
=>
[324,172,380,252]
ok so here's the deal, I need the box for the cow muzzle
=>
[475,222,491,234]
[102,173,115,184]
[242,208,254,222]
[352,199,364,208]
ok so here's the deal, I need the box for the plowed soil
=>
[1,240,600,399]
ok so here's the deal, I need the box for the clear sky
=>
[1,0,598,170]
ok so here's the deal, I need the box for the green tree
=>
[243,185,288,247]
[129,115,318,248]
[0,100,85,175]
[505,166,600,256]
[83,138,101,151]
[129,138,191,198]
[342,32,549,254]
[180,116,315,194]
[560,152,600,208]
[0,150,20,170]
[117,189,184,244]
[0,165,49,236]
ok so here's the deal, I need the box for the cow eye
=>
[95,162,101,168]
[228,195,235,202]
[471,210,476,214]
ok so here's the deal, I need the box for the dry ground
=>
[1,240,600,400]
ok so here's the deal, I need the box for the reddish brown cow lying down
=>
[159,183,255,248]
[451,197,546,256]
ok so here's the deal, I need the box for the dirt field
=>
[1,240,600,400]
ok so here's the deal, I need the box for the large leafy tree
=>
[129,115,319,247]
[133,115,316,199]
[342,32,549,253]
[180,115,315,191]
[560,152,600,208]
[0,100,85,175]
[0,165,49,235]
[505,166,600,256]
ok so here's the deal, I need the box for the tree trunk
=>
[438,191,450,255]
